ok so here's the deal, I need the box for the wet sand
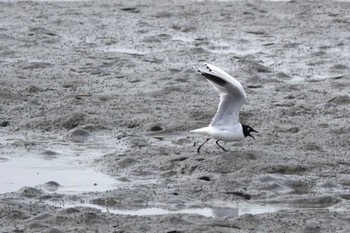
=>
[1,0,350,232]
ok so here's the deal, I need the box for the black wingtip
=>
[204,63,212,72]
[196,66,227,86]
[202,72,227,86]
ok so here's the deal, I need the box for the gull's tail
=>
[191,127,211,135]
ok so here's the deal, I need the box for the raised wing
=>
[197,63,246,127]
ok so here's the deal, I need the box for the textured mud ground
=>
[1,0,350,232]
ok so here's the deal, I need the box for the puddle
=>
[0,156,118,194]
[207,47,259,56]
[172,36,194,43]
[101,47,150,55]
[62,202,287,218]
[0,129,120,195]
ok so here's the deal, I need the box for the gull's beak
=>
[249,129,258,140]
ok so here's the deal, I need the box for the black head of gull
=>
[242,124,258,140]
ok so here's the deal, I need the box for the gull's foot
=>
[216,140,228,152]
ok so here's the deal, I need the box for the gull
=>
[191,63,258,153]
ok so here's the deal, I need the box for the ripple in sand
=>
[65,128,93,143]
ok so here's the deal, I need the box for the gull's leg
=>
[197,138,211,154]
[216,140,228,152]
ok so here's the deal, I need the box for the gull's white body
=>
[191,63,247,142]
[191,125,244,141]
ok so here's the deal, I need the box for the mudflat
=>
[1,0,350,232]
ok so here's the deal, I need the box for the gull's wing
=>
[197,63,246,127]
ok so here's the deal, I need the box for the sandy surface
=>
[1,0,350,232]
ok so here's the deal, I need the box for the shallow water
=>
[0,156,118,194]
[0,129,120,194]
[101,47,151,55]
[62,202,288,218]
